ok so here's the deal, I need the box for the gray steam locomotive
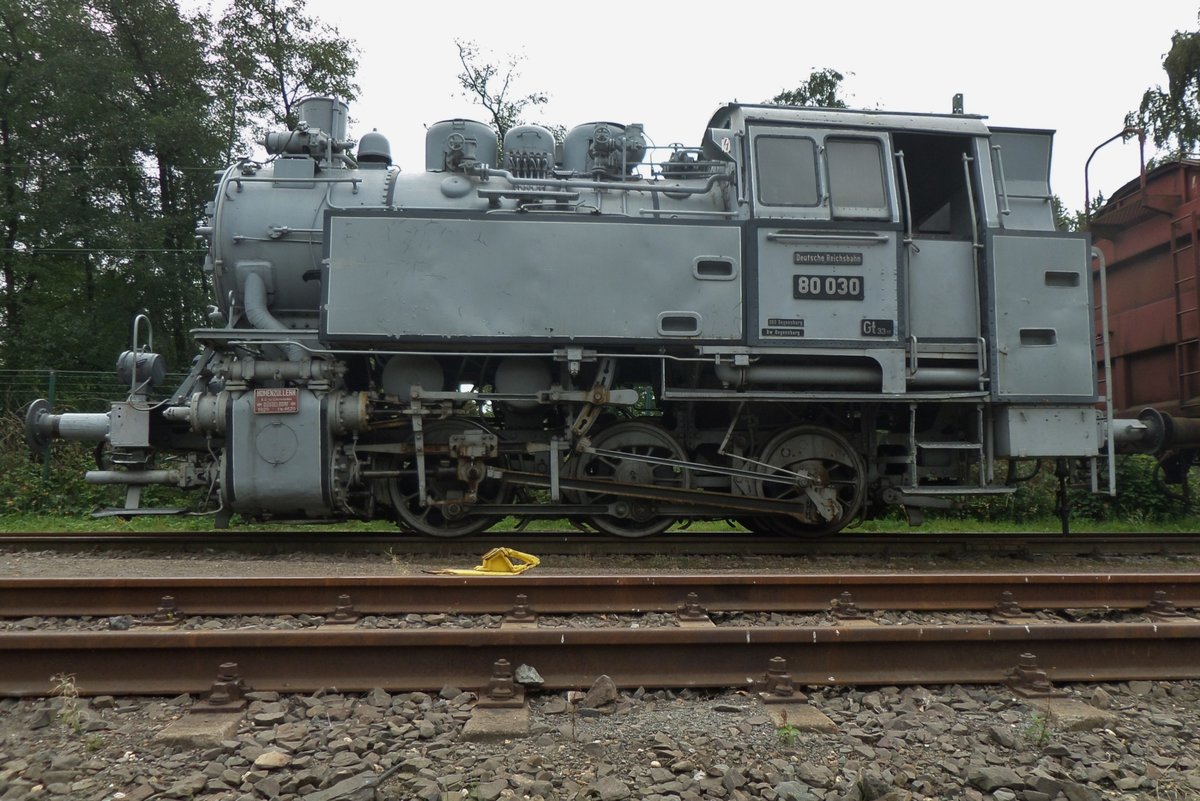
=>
[25,96,1187,535]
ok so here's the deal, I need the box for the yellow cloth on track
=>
[430,547,540,575]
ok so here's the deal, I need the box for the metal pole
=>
[41,370,56,485]
[1083,130,1141,499]
[1084,127,1141,224]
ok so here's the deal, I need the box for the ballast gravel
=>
[0,609,1181,633]
[2,546,1199,799]
[0,680,1198,801]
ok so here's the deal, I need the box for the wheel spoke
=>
[570,421,690,538]
[389,420,505,538]
[747,426,865,537]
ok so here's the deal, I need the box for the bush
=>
[949,455,1198,524]
[0,411,118,516]
[1075,453,1195,522]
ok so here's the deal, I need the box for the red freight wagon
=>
[1092,160,1200,421]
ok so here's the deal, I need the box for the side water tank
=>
[425,119,498,172]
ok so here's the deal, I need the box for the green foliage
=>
[1052,194,1104,232]
[1129,15,1200,158]
[950,455,1198,524]
[768,68,849,108]
[0,411,116,515]
[215,0,359,154]
[1,0,215,371]
[0,0,359,378]
[2,0,143,368]
[1022,711,1053,748]
[775,722,800,747]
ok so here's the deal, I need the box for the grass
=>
[1022,710,1055,748]
[1,511,1197,534]
[50,673,81,733]
[851,516,1200,534]
[775,722,800,747]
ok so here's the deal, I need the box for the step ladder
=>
[902,402,1015,496]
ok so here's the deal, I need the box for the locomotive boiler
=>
[25,96,1187,535]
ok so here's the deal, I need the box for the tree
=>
[1047,189,1117,235]
[215,0,359,157]
[0,0,360,377]
[0,0,235,371]
[1051,196,1080,232]
[454,39,549,142]
[99,0,228,363]
[0,0,42,354]
[0,0,149,368]
[1129,17,1200,158]
[769,68,849,108]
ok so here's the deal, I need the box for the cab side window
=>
[827,138,888,219]
[755,136,819,207]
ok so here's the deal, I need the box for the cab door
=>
[748,127,902,347]
[893,132,986,345]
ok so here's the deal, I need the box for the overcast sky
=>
[234,0,1199,211]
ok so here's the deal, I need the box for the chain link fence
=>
[1,369,189,514]
[0,369,189,415]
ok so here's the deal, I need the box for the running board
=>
[92,507,189,518]
[898,487,1017,496]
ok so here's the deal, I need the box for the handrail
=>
[231,176,362,190]
[765,232,889,245]
[482,167,733,197]
[961,154,981,251]
[894,150,914,245]
[990,144,1011,218]
[1094,246,1117,496]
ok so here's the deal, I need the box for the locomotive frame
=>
[25,96,1185,535]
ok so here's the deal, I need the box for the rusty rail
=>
[2,622,1198,696]
[2,573,1198,618]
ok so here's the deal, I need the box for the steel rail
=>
[1,622,1197,696]
[2,573,1198,618]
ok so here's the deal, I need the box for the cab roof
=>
[708,102,997,137]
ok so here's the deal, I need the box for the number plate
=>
[793,274,864,300]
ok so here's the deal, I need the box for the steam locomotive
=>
[25,96,1189,535]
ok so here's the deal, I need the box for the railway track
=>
[5,624,1197,697]
[2,572,1199,617]
[3,529,1200,556]
[2,573,1197,697]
